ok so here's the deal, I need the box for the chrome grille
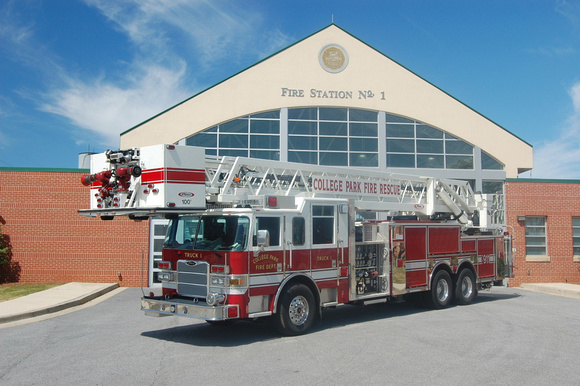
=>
[177,260,209,298]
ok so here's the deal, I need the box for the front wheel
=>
[274,284,316,336]
[455,269,477,305]
[427,270,453,309]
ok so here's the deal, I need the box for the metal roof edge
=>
[506,178,580,184]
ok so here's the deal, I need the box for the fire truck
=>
[80,144,511,335]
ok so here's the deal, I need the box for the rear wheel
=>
[455,269,476,305]
[274,284,316,336]
[427,270,452,309]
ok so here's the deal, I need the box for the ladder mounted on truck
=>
[78,144,499,229]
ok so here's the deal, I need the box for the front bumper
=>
[141,297,238,320]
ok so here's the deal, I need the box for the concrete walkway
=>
[519,282,580,300]
[0,282,120,324]
[0,282,578,326]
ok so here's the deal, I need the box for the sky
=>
[1,0,580,179]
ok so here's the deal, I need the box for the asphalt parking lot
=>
[1,285,579,385]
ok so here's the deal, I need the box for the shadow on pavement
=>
[140,290,520,346]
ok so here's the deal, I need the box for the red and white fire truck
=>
[80,144,511,335]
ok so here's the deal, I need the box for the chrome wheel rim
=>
[436,279,450,302]
[288,295,309,326]
[461,275,473,298]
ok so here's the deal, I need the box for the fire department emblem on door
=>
[319,44,349,73]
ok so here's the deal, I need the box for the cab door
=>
[311,204,338,270]
[285,215,310,272]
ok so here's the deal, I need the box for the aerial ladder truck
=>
[80,144,511,335]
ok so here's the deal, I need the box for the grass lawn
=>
[0,283,63,302]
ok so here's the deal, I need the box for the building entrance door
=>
[149,218,169,287]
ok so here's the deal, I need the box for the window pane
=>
[445,140,473,154]
[351,153,378,167]
[416,125,443,138]
[386,124,414,138]
[250,150,279,160]
[186,133,217,147]
[289,107,317,120]
[220,119,248,133]
[417,155,444,168]
[254,217,280,246]
[350,137,378,152]
[251,110,280,119]
[386,114,414,124]
[482,181,503,194]
[482,152,503,170]
[292,217,305,246]
[319,122,347,136]
[387,154,415,167]
[350,109,377,122]
[219,149,248,157]
[288,136,317,150]
[319,107,347,121]
[526,217,546,227]
[250,120,279,134]
[313,205,334,216]
[573,217,580,227]
[387,139,414,153]
[525,227,546,236]
[526,246,546,256]
[219,134,247,148]
[154,224,168,236]
[417,140,443,154]
[288,151,317,164]
[320,152,348,166]
[289,121,317,135]
[525,237,546,246]
[250,135,279,149]
[350,122,377,137]
[525,216,547,256]
[446,155,473,169]
[320,137,347,151]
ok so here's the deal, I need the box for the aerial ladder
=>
[79,144,499,230]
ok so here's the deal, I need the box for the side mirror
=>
[257,229,270,247]
[254,229,270,257]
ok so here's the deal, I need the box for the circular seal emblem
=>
[319,44,349,73]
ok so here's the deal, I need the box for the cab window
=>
[253,217,280,246]
[312,205,334,244]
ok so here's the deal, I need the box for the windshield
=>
[164,215,250,251]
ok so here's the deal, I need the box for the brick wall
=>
[0,169,149,287]
[3,170,579,288]
[505,179,580,286]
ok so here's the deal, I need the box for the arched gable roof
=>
[121,24,532,177]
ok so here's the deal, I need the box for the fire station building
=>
[1,24,579,287]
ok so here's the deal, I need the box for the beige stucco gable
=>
[120,24,532,177]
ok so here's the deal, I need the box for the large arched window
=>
[184,108,504,174]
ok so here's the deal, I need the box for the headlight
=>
[158,272,174,281]
[206,292,225,306]
[211,277,225,285]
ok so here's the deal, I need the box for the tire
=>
[455,269,477,305]
[427,270,453,309]
[274,284,316,336]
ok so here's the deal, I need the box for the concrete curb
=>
[0,282,119,324]
[519,283,580,300]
